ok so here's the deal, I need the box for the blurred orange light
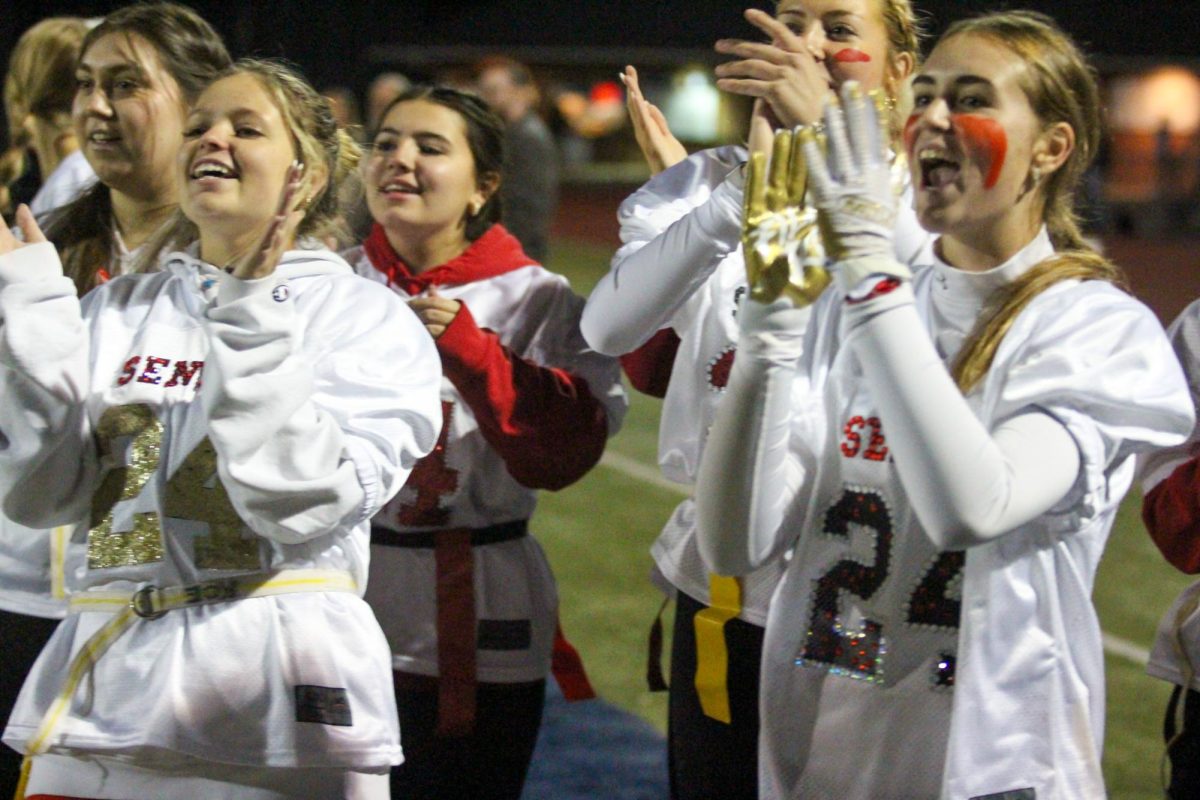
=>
[1109,67,1200,134]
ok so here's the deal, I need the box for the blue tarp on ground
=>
[522,683,669,800]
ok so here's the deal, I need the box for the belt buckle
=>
[130,585,167,620]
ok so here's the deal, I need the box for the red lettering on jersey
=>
[396,400,459,527]
[833,48,871,63]
[842,415,888,460]
[137,356,171,385]
[952,114,1007,190]
[116,356,140,386]
[863,417,888,461]
[164,360,204,388]
[903,114,919,161]
[841,416,865,458]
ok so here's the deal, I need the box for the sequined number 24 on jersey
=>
[801,488,964,685]
[87,404,259,571]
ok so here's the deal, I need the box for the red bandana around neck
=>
[363,223,534,295]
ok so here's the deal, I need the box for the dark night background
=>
[5,0,1200,325]
[3,0,1200,96]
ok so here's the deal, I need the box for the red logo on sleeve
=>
[707,346,737,392]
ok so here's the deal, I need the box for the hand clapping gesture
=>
[716,9,833,131]
[621,65,687,176]
[0,205,48,258]
[799,82,908,292]
[227,162,307,281]
[742,125,829,306]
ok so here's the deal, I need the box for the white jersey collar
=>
[930,227,1052,308]
[927,226,1054,359]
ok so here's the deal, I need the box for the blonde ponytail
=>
[952,250,1127,393]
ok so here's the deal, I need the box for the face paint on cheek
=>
[952,114,1008,190]
[903,114,919,159]
[833,48,872,64]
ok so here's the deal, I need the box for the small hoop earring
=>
[1030,166,1043,184]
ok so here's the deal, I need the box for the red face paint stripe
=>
[903,114,919,159]
[833,48,871,63]
[952,114,1008,190]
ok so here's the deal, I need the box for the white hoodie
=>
[0,243,442,771]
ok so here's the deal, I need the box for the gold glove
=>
[742,128,831,306]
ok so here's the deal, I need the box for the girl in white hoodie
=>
[0,59,443,800]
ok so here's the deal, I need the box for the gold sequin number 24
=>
[88,404,260,571]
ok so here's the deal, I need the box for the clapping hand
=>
[228,162,307,281]
[0,205,48,257]
[799,82,908,291]
[742,126,829,306]
[716,8,832,131]
[621,65,687,175]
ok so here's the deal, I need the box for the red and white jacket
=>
[347,223,626,682]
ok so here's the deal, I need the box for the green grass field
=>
[534,237,1194,799]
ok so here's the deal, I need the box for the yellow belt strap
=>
[22,569,357,769]
[693,574,743,724]
[49,526,68,602]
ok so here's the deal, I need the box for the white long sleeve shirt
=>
[582,145,931,622]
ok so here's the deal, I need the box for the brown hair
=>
[139,58,362,267]
[372,86,506,242]
[1,17,89,215]
[942,11,1126,393]
[41,2,230,296]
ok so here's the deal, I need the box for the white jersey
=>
[597,145,932,623]
[349,225,626,682]
[0,243,443,773]
[1143,299,1200,690]
[758,229,1190,799]
[29,150,97,218]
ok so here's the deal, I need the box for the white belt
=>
[25,569,358,759]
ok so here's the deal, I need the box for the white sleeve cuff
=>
[0,242,65,286]
[699,168,748,240]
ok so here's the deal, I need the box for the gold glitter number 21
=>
[88,404,261,572]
